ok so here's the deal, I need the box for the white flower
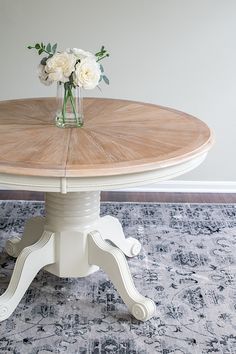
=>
[70,48,95,60]
[45,52,76,83]
[73,57,101,89]
[37,64,53,86]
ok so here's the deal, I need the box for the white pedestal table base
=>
[1,192,156,322]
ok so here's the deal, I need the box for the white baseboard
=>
[118,181,236,193]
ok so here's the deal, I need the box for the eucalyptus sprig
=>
[27,42,57,56]
[95,46,110,85]
[95,45,110,62]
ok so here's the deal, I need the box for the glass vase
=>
[55,82,83,128]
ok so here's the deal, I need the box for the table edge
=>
[0,151,208,193]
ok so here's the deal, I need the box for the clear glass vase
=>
[55,82,84,128]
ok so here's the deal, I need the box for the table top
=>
[0,97,213,179]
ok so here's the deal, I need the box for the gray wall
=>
[0,0,235,182]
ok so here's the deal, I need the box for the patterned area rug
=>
[0,201,236,354]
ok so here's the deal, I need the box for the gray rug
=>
[0,201,236,354]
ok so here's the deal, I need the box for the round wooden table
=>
[0,98,214,322]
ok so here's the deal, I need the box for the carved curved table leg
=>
[0,231,55,322]
[5,216,45,258]
[88,230,156,321]
[97,216,142,257]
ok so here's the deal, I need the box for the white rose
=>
[73,57,101,89]
[37,64,53,86]
[45,52,76,83]
[47,67,64,82]
[71,48,95,60]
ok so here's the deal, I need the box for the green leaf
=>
[40,57,48,65]
[100,64,104,73]
[27,45,32,49]
[103,75,109,85]
[35,43,40,49]
[46,43,51,52]
[52,43,57,53]
[38,48,43,55]
[99,75,103,82]
[40,42,44,48]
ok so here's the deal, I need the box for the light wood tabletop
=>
[0,97,213,177]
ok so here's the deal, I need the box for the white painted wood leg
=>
[0,231,55,322]
[97,216,142,257]
[1,192,151,321]
[88,230,156,321]
[5,216,44,258]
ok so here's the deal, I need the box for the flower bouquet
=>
[28,42,109,127]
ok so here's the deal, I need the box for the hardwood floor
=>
[0,190,235,203]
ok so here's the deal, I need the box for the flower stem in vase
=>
[62,85,68,124]
[68,85,79,125]
[55,82,83,128]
